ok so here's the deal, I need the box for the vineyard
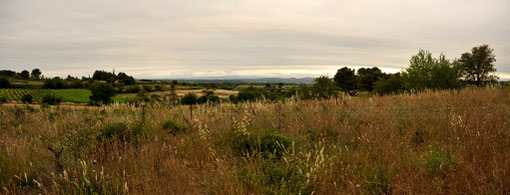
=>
[0,89,92,103]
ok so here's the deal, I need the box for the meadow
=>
[0,87,509,194]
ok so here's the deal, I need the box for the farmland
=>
[0,87,509,194]
[0,89,92,103]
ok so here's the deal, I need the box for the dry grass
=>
[0,87,509,194]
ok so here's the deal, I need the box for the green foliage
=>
[181,93,198,105]
[232,130,291,158]
[0,95,7,104]
[30,68,42,80]
[125,85,140,93]
[312,76,339,99]
[42,94,62,105]
[43,78,68,89]
[0,77,10,88]
[21,94,33,104]
[334,67,357,92]
[142,85,153,92]
[360,167,390,194]
[459,44,498,86]
[373,73,404,95]
[19,70,30,79]
[96,122,143,143]
[197,92,220,104]
[357,67,385,91]
[89,82,116,105]
[161,120,186,135]
[403,50,461,90]
[424,147,453,176]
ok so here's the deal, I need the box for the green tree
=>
[373,73,404,95]
[334,67,357,93]
[357,67,385,91]
[89,82,116,104]
[30,68,42,80]
[181,93,198,105]
[21,94,33,104]
[402,50,461,90]
[312,76,339,99]
[0,77,9,88]
[42,94,61,105]
[459,44,498,86]
[20,70,30,79]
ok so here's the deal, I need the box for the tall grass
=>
[0,87,509,194]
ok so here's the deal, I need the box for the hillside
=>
[0,87,509,194]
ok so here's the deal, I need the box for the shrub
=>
[0,77,10,88]
[0,96,8,104]
[89,82,116,105]
[162,120,186,135]
[96,122,142,143]
[360,167,390,194]
[42,94,62,105]
[232,130,291,158]
[125,85,140,93]
[424,147,453,176]
[181,93,197,105]
[143,85,153,92]
[21,94,33,104]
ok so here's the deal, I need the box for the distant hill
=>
[158,77,315,84]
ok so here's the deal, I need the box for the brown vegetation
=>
[0,87,509,194]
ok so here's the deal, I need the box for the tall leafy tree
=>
[31,68,42,80]
[312,76,339,99]
[459,44,497,86]
[357,67,385,91]
[403,50,461,90]
[333,67,357,93]
[20,70,30,79]
[89,82,116,104]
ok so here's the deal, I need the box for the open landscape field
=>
[0,89,92,103]
[0,87,508,194]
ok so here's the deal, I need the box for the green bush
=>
[162,120,186,135]
[424,147,453,176]
[21,94,33,104]
[42,94,62,105]
[0,96,8,104]
[96,122,142,142]
[232,130,291,158]
[360,167,390,194]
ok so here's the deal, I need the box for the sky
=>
[1,0,509,79]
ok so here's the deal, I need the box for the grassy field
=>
[0,89,129,104]
[0,87,509,194]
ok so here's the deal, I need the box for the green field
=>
[0,89,92,103]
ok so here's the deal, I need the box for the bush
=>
[0,96,8,104]
[125,85,140,93]
[232,130,291,158]
[181,93,197,105]
[0,77,10,88]
[96,122,142,142]
[162,120,186,135]
[21,94,33,104]
[42,94,62,105]
[89,82,116,104]
[143,85,153,92]
[424,147,453,176]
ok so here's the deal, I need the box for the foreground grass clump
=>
[0,87,509,194]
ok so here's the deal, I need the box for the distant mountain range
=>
[157,77,315,84]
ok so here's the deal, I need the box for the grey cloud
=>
[1,0,509,78]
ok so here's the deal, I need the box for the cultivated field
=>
[0,88,509,194]
[0,89,92,103]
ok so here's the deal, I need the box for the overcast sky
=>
[1,0,509,79]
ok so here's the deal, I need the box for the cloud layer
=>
[1,0,509,79]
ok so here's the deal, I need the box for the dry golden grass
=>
[0,87,509,194]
